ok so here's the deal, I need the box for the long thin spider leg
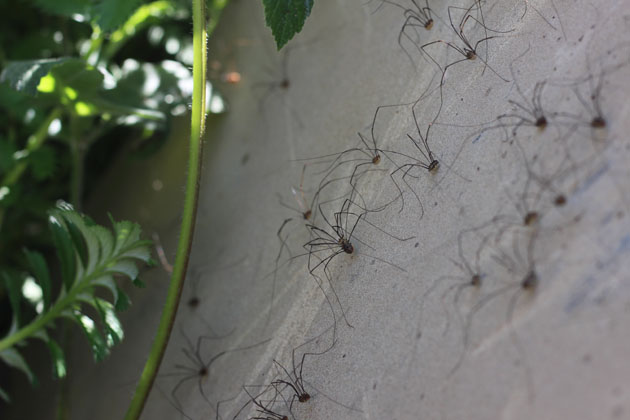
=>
[448,283,516,378]
[472,37,510,82]
[320,253,354,328]
[170,374,200,420]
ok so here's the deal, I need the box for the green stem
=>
[124,0,207,418]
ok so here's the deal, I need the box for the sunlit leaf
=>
[94,298,124,346]
[71,311,109,361]
[0,58,77,96]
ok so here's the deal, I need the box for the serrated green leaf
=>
[48,213,77,291]
[0,57,77,96]
[2,271,24,328]
[91,225,114,261]
[94,0,141,32]
[93,275,117,302]
[30,0,91,18]
[71,311,109,361]
[0,348,37,386]
[120,244,152,263]
[111,219,138,253]
[29,146,56,181]
[46,339,67,379]
[23,249,52,311]
[57,208,100,275]
[262,0,313,49]
[114,286,131,311]
[94,298,123,347]
[61,215,89,270]
[107,259,139,280]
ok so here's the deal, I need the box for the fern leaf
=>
[0,202,152,401]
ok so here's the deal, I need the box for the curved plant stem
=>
[123,0,207,418]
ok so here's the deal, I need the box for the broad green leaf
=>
[42,60,165,120]
[46,339,67,379]
[94,298,123,346]
[71,311,109,361]
[0,348,37,386]
[48,212,77,290]
[0,58,77,96]
[94,0,141,32]
[30,0,91,18]
[262,0,313,49]
[23,249,52,311]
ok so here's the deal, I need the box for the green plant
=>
[0,202,152,401]
[0,0,219,407]
[0,0,312,415]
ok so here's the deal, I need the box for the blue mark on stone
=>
[573,163,609,197]
[565,233,630,313]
